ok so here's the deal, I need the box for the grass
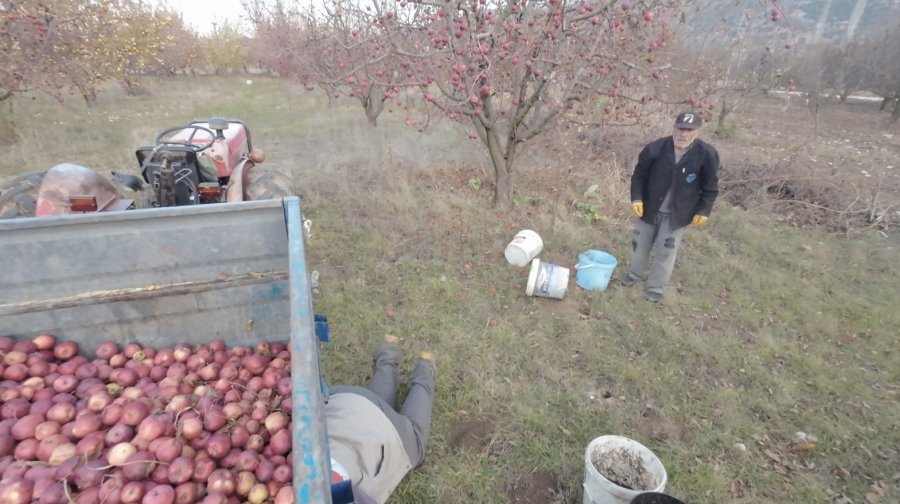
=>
[2,76,898,503]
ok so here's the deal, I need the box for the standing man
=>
[327,335,436,504]
[621,112,720,303]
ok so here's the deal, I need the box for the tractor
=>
[0,117,292,218]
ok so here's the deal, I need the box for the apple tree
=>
[248,0,410,125]
[303,0,408,126]
[0,0,85,103]
[245,1,338,103]
[245,1,303,76]
[666,0,796,132]
[245,1,324,91]
[355,0,695,208]
[154,17,206,76]
[202,21,248,74]
[865,27,900,123]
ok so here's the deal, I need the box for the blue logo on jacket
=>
[686,173,697,183]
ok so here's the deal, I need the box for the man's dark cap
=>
[674,112,702,129]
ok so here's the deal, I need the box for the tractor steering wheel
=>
[155,125,217,153]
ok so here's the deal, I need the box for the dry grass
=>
[1,77,898,504]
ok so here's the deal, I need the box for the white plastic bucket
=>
[525,258,569,299]
[505,229,543,267]
[583,435,667,504]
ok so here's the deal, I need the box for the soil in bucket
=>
[591,447,655,491]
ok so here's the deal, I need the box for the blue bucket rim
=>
[578,249,617,267]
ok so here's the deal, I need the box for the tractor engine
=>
[137,118,256,207]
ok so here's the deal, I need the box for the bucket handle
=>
[575,263,609,270]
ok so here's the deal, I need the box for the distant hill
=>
[789,0,900,42]
[684,0,899,46]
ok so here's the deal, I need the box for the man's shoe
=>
[418,352,437,379]
[620,274,638,287]
[645,291,663,303]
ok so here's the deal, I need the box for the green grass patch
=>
[2,76,898,504]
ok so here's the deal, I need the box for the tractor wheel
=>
[245,164,294,201]
[0,170,46,219]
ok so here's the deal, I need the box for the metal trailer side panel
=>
[287,197,332,504]
[0,197,331,504]
[1,200,292,347]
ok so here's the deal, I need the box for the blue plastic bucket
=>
[575,250,617,291]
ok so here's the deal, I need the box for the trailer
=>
[0,197,332,503]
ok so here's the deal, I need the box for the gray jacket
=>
[326,392,413,504]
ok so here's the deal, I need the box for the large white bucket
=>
[583,436,667,504]
[525,258,569,299]
[505,229,543,267]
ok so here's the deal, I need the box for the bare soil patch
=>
[535,296,588,318]
[505,468,565,504]
[635,405,688,443]
[447,416,496,453]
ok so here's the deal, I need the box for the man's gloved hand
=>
[632,201,644,218]
[692,214,708,227]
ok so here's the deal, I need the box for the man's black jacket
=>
[630,136,720,229]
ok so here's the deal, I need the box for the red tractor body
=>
[0,118,290,220]
[166,119,251,179]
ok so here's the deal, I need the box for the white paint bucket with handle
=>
[525,258,570,299]
[505,229,543,267]
[583,435,668,504]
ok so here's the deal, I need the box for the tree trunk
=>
[81,87,97,108]
[717,97,734,130]
[484,126,514,209]
[121,76,144,96]
[493,163,512,210]
[0,98,16,146]
[363,93,384,128]
[807,93,823,133]
[813,105,821,133]
[359,85,384,128]
[322,84,336,109]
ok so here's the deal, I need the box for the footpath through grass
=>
[2,77,897,503]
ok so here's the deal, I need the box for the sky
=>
[165,0,249,35]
